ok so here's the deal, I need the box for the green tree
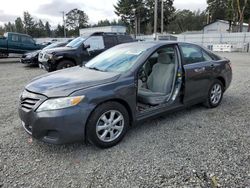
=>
[15,17,24,33]
[114,0,149,34]
[245,1,250,31]
[145,0,175,33]
[0,26,5,35]
[207,0,228,22]
[226,0,249,32]
[55,24,65,37]
[45,21,51,37]
[36,19,46,37]
[114,0,175,34]
[4,22,15,32]
[96,19,111,27]
[23,11,35,35]
[66,8,88,29]
[167,9,206,33]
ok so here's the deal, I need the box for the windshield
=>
[66,37,85,48]
[85,45,147,73]
[43,42,63,50]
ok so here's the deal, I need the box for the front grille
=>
[20,90,44,112]
[21,98,39,110]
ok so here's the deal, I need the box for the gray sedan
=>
[18,42,232,148]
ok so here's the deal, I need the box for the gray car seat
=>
[138,52,175,105]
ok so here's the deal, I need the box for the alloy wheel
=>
[210,83,222,105]
[96,110,124,142]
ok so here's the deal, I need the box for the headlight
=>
[36,96,84,112]
[44,53,53,60]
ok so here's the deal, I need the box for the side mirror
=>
[83,44,90,50]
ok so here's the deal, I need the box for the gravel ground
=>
[0,53,250,188]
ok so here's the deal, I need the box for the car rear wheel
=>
[86,102,129,148]
[57,60,75,70]
[204,80,224,108]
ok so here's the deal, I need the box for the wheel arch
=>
[216,76,226,91]
[94,98,133,124]
[84,98,134,142]
[57,57,77,66]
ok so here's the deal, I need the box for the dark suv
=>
[19,42,232,148]
[39,32,134,72]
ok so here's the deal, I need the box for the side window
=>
[21,36,34,44]
[141,46,176,77]
[117,35,133,43]
[11,35,19,42]
[103,35,118,48]
[202,50,213,61]
[179,44,204,65]
[84,36,105,51]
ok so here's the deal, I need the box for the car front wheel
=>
[86,102,129,148]
[204,80,224,108]
[57,60,75,70]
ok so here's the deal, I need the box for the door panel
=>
[20,36,36,52]
[8,34,22,53]
[180,44,214,104]
[183,62,212,103]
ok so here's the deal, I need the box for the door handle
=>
[194,67,205,73]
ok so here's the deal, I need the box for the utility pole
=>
[154,0,158,40]
[161,0,164,34]
[60,11,66,38]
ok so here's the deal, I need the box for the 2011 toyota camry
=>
[18,42,232,148]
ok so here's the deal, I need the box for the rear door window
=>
[179,44,210,65]
[21,36,34,44]
[202,50,213,61]
[103,35,118,48]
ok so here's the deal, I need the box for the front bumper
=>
[20,57,38,65]
[40,60,56,72]
[18,103,94,144]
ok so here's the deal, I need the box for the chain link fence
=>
[137,33,250,52]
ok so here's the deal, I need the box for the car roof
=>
[116,41,178,49]
[6,32,31,37]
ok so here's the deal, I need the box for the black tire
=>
[86,102,129,148]
[204,79,224,108]
[56,60,75,70]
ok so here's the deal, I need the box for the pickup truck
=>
[0,32,44,57]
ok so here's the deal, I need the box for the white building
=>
[79,26,127,37]
[203,20,249,33]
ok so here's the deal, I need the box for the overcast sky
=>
[0,0,207,27]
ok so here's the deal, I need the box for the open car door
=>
[179,43,214,104]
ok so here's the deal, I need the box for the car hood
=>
[44,46,76,54]
[25,66,120,97]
